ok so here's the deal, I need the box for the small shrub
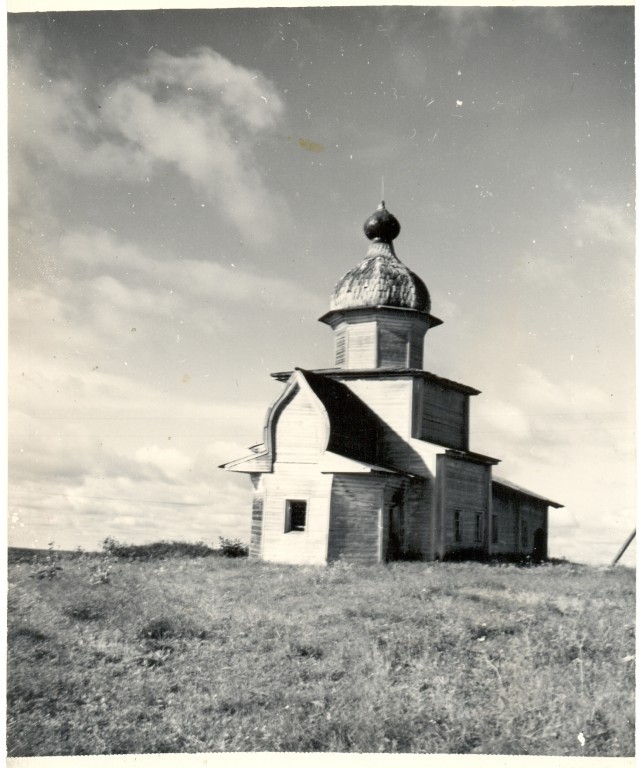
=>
[140,618,177,641]
[102,538,216,561]
[139,616,208,642]
[63,603,102,622]
[218,537,249,558]
[31,542,63,580]
[89,558,113,585]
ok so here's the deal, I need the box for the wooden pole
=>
[611,529,636,566]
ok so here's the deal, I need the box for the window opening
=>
[285,500,307,532]
[454,509,462,542]
[492,514,499,544]
[475,513,482,543]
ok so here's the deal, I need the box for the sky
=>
[7,5,636,565]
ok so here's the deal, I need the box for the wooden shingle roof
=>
[330,240,431,314]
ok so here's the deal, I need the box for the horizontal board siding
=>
[521,498,547,556]
[335,329,346,367]
[342,378,413,467]
[420,381,468,450]
[491,488,548,556]
[406,478,434,559]
[345,322,377,368]
[491,490,517,554]
[274,387,323,462]
[382,476,404,560]
[378,325,408,368]
[328,475,384,564]
[261,465,332,565]
[408,327,424,369]
[382,477,432,561]
[250,496,264,558]
[443,457,490,551]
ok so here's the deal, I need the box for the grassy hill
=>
[7,545,635,756]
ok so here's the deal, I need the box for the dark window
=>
[454,510,462,542]
[521,520,528,549]
[492,514,498,544]
[285,500,307,532]
[475,513,482,543]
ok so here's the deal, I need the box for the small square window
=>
[285,500,307,532]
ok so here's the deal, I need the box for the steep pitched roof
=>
[220,369,406,475]
[493,476,563,508]
[299,369,387,467]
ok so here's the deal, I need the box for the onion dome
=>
[330,202,431,314]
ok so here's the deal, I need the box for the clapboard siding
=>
[408,327,424,369]
[274,386,324,462]
[328,475,384,563]
[416,380,468,450]
[261,464,332,565]
[346,321,377,368]
[491,490,518,553]
[335,329,346,367]
[378,325,408,368]
[250,495,264,557]
[382,476,404,560]
[520,498,547,555]
[489,486,549,557]
[341,378,413,468]
[376,314,427,369]
[405,477,434,558]
[442,456,490,552]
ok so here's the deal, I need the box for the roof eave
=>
[318,305,443,328]
[270,367,481,396]
[493,477,563,508]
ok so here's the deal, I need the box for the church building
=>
[222,202,562,565]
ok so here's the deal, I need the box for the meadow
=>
[7,543,635,756]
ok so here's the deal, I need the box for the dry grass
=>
[7,549,635,756]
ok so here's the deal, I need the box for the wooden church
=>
[222,202,562,565]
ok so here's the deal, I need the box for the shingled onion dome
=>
[330,201,432,314]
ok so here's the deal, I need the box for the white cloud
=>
[10,45,288,242]
[473,364,635,563]
[58,228,322,314]
[437,7,494,48]
[573,201,634,247]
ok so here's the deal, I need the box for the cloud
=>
[572,201,634,248]
[58,228,322,314]
[10,44,288,242]
[436,7,494,48]
[8,387,265,550]
[473,364,635,563]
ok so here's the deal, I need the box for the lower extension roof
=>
[493,476,563,508]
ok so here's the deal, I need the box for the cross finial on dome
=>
[363,200,401,243]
